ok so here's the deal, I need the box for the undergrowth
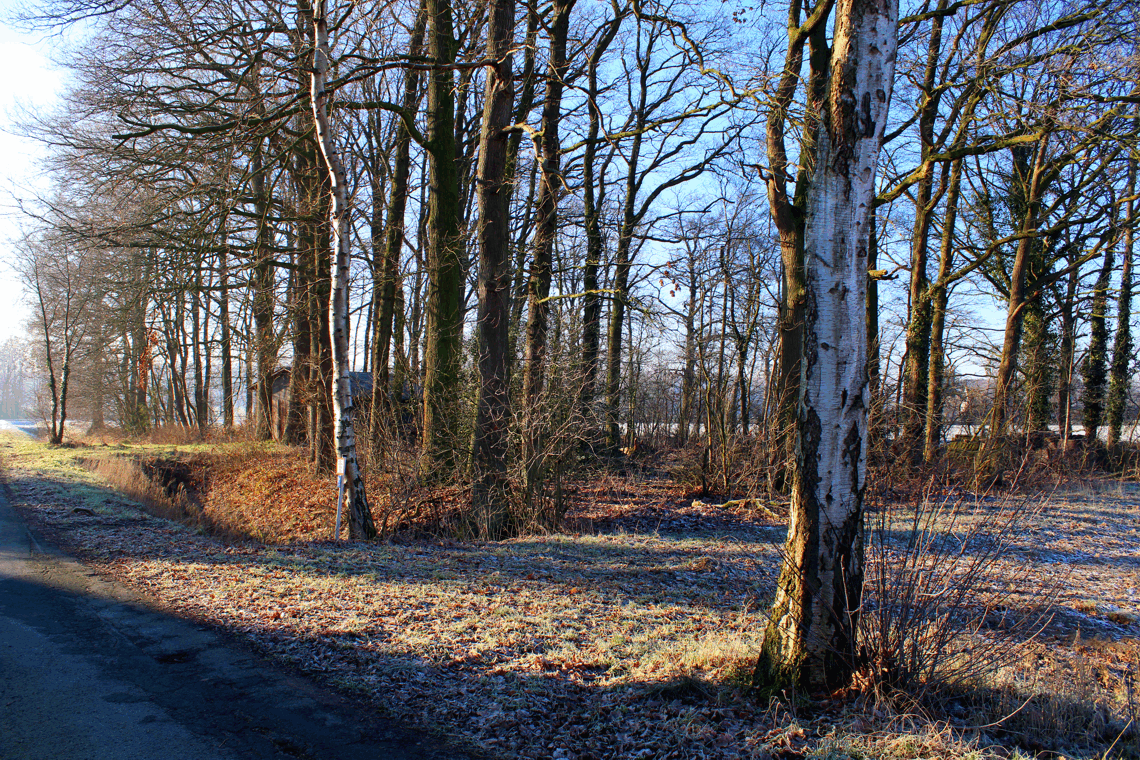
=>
[4,429,1139,757]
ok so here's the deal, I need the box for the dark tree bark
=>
[471,0,518,535]
[251,139,278,441]
[923,158,963,462]
[1107,160,1136,445]
[899,2,948,462]
[219,244,235,430]
[1057,261,1079,445]
[519,0,576,519]
[421,0,464,472]
[1082,244,1115,443]
[988,137,1050,442]
[578,9,624,442]
[370,7,426,438]
[765,0,832,482]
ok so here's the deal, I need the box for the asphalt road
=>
[0,421,38,438]
[0,483,464,759]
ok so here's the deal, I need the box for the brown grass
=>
[4,434,1140,759]
[83,455,196,523]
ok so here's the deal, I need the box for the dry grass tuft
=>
[83,455,197,524]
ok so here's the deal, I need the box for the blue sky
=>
[0,7,66,342]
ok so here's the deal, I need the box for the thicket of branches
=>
[12,0,1140,507]
[7,0,1139,695]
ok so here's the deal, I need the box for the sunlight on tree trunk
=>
[757,0,897,690]
[311,0,376,540]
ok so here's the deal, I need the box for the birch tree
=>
[757,0,897,689]
[311,0,377,539]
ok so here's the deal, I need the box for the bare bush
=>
[857,484,1061,709]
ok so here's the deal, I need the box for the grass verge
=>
[1,433,1137,759]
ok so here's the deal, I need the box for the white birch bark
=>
[311,0,376,540]
[761,0,897,689]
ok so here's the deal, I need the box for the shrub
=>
[857,484,1059,710]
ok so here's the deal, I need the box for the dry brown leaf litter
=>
[2,437,1139,759]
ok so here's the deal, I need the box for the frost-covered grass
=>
[2,433,1138,759]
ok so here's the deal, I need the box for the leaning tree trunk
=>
[756,0,897,691]
[311,0,376,540]
[987,135,1050,445]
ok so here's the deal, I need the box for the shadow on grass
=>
[6,462,1140,758]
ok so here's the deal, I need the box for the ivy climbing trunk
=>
[1082,241,1115,444]
[1107,159,1136,446]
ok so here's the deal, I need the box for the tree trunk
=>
[310,165,336,471]
[219,245,234,429]
[311,0,376,540]
[128,260,151,434]
[866,212,882,450]
[899,5,946,462]
[757,0,897,690]
[192,272,208,435]
[519,0,575,520]
[421,0,464,472]
[605,229,634,452]
[1023,301,1053,432]
[901,161,933,460]
[988,136,1051,442]
[578,12,623,443]
[678,263,699,446]
[1082,245,1115,444]
[1057,262,1079,445]
[1107,159,1136,446]
[251,140,277,441]
[767,5,831,488]
[471,0,518,535]
[923,158,963,462]
[285,188,315,446]
[371,8,426,438]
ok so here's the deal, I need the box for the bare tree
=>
[757,0,898,689]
